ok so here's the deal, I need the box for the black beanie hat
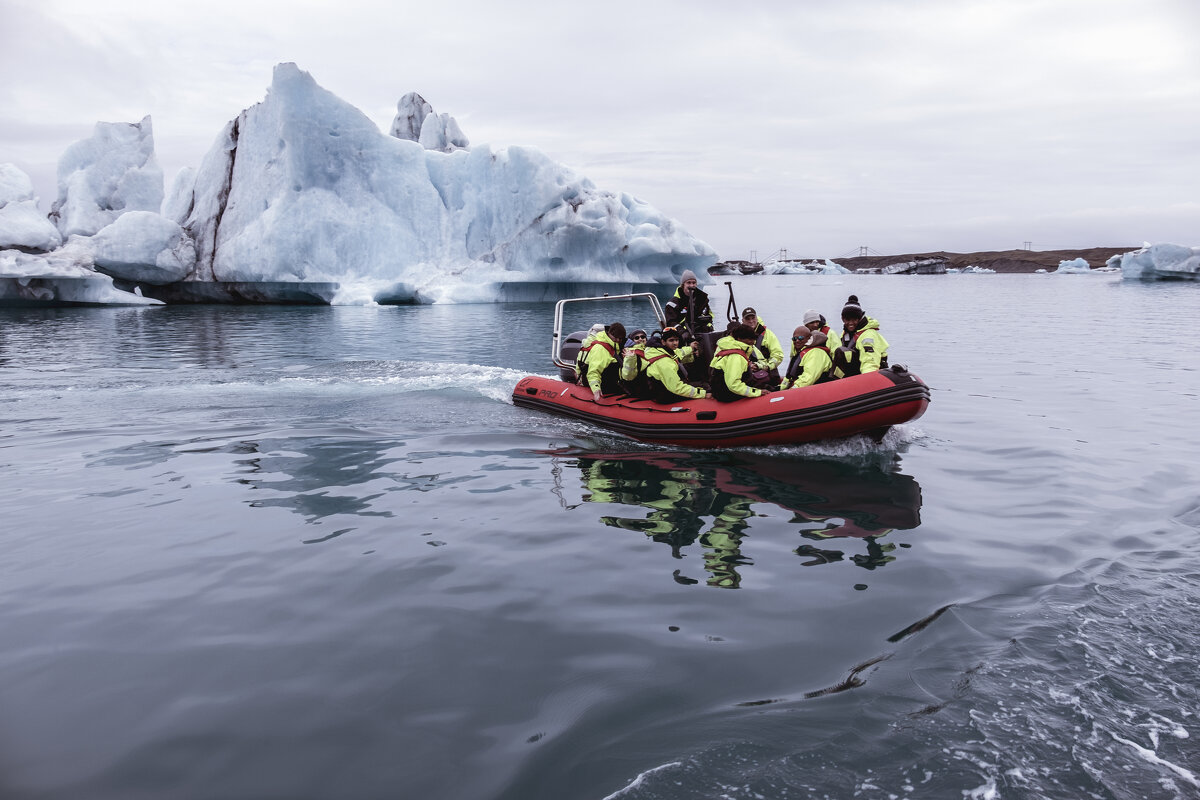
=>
[841,295,864,320]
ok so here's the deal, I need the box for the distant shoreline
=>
[710,246,1137,275]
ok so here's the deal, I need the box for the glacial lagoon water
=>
[1,274,1198,799]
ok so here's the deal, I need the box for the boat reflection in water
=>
[547,448,922,589]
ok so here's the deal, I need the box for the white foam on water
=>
[275,360,545,403]
[1108,731,1199,788]
[599,760,683,800]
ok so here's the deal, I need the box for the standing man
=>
[663,270,714,336]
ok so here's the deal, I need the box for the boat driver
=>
[663,270,714,336]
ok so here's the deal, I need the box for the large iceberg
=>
[165,63,714,303]
[1111,243,1200,281]
[3,63,714,306]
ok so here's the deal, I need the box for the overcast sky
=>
[2,0,1197,259]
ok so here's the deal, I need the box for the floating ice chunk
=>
[1115,242,1200,281]
[0,248,161,305]
[0,163,62,251]
[819,258,850,274]
[49,116,164,238]
[1054,257,1091,273]
[0,202,63,251]
[88,211,196,284]
[0,162,36,205]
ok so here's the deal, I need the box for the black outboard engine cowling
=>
[559,330,587,382]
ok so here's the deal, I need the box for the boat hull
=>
[512,368,930,447]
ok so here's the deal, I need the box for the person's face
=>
[792,332,810,347]
[663,336,680,349]
[682,278,697,294]
[743,314,757,327]
[843,316,860,332]
[805,320,821,331]
[632,333,647,346]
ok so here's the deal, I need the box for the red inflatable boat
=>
[513,367,929,447]
[511,291,929,447]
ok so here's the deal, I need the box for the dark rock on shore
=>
[710,246,1137,275]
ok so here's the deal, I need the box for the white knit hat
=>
[802,309,822,325]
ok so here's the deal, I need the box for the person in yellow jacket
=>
[584,322,627,401]
[833,295,889,377]
[801,308,837,345]
[618,329,652,398]
[708,325,768,401]
[663,270,714,335]
[574,323,605,383]
[740,307,784,377]
[644,328,706,403]
[780,327,834,389]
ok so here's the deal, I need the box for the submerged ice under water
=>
[0,274,1198,800]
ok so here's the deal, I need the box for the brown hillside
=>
[711,246,1137,274]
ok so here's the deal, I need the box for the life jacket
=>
[644,351,692,404]
[621,347,654,399]
[832,339,860,378]
[664,286,714,334]
[832,321,888,378]
[578,335,624,393]
[576,338,617,386]
[709,346,752,402]
[575,331,602,381]
[785,344,834,385]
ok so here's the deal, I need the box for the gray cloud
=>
[3,0,1196,258]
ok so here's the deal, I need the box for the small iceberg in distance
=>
[1111,243,1200,281]
[1054,257,1092,274]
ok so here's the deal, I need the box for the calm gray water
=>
[2,275,1198,800]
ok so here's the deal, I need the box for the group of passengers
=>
[576,270,890,404]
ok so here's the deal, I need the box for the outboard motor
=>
[559,330,587,382]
